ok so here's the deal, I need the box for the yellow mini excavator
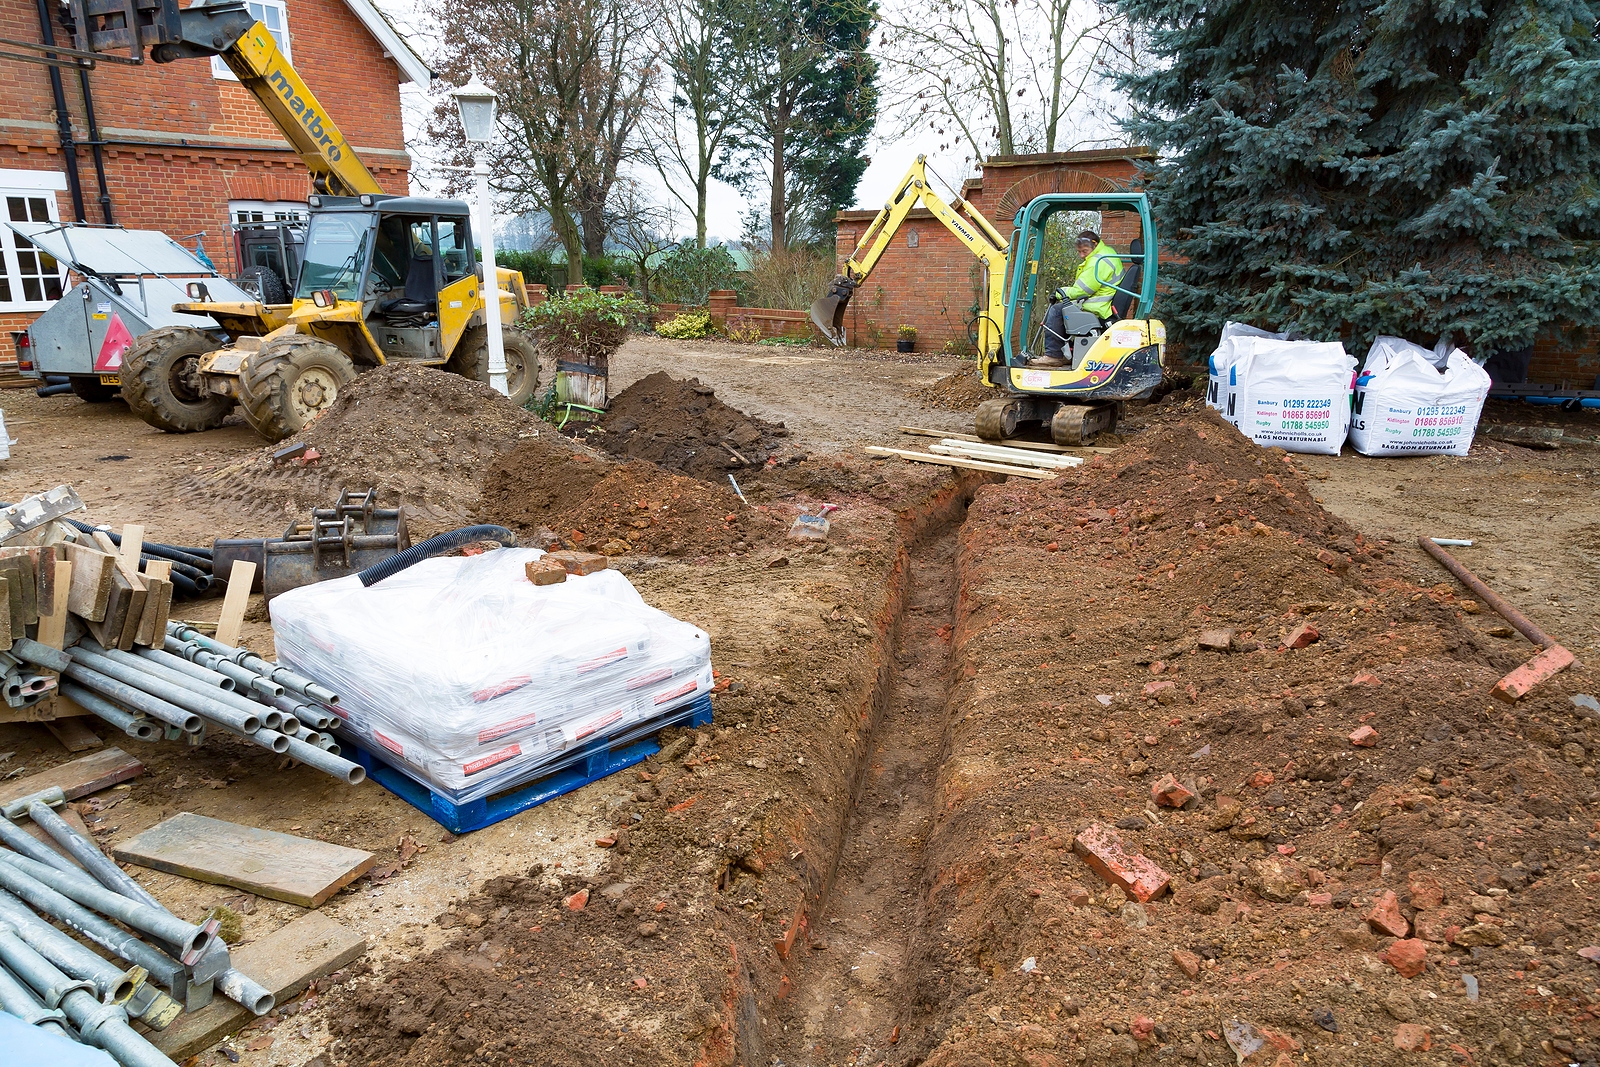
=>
[29,0,537,441]
[812,156,1166,444]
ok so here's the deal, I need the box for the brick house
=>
[836,149,1597,383]
[0,0,429,360]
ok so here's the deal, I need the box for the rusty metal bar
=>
[1418,537,1557,648]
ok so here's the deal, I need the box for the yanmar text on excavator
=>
[18,0,538,442]
[812,157,1166,445]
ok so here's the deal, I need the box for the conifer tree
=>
[1118,0,1600,354]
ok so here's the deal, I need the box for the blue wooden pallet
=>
[344,695,713,834]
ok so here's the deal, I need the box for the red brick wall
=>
[1530,328,1599,388]
[832,150,1152,352]
[0,0,412,361]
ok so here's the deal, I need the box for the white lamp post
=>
[451,75,508,396]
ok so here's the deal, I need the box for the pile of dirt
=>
[190,364,547,524]
[590,372,789,480]
[910,368,989,411]
[480,451,787,556]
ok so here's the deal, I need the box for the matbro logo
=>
[266,67,344,162]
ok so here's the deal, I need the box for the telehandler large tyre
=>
[237,334,356,442]
[445,325,539,407]
[121,326,235,433]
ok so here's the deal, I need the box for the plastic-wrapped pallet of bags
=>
[1206,322,1287,419]
[269,548,713,803]
[1349,336,1491,456]
[1230,338,1356,454]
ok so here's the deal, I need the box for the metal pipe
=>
[58,683,157,740]
[0,855,219,965]
[61,664,201,733]
[216,967,274,1015]
[0,957,70,1035]
[0,856,186,995]
[260,709,284,731]
[87,639,270,724]
[68,646,260,733]
[211,721,289,754]
[0,925,179,1067]
[162,637,281,697]
[137,647,235,690]
[166,624,338,704]
[0,813,75,872]
[20,799,161,910]
[1418,537,1558,647]
[12,637,71,674]
[0,891,142,1004]
[280,734,365,784]
[269,691,335,729]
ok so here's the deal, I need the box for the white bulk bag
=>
[1349,336,1491,456]
[1206,322,1286,416]
[1230,338,1355,455]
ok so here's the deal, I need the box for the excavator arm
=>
[58,0,383,197]
[811,156,1010,357]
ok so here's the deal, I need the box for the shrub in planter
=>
[518,289,648,366]
[656,310,714,340]
[897,324,918,352]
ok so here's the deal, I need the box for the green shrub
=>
[493,250,637,294]
[655,310,714,340]
[653,243,738,307]
[518,289,648,364]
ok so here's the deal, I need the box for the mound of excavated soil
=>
[910,368,989,411]
[479,447,787,557]
[590,372,789,481]
[190,364,547,524]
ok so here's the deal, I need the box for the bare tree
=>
[430,0,653,285]
[607,178,678,300]
[877,0,1139,163]
[641,0,735,247]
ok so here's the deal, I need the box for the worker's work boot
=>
[1028,354,1067,367]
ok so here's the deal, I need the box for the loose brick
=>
[563,888,589,911]
[1386,938,1427,978]
[1197,628,1234,651]
[1285,623,1319,648]
[1073,822,1170,903]
[1349,725,1379,747]
[1151,774,1196,808]
[1392,1023,1432,1051]
[524,558,569,585]
[546,550,608,576]
[1492,643,1575,702]
[1172,948,1201,978]
[1406,872,1444,911]
[1366,890,1409,938]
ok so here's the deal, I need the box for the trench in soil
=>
[765,494,972,1064]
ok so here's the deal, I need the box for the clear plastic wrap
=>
[269,549,713,803]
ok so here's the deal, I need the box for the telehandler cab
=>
[812,157,1166,444]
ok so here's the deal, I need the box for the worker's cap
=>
[1076,230,1099,244]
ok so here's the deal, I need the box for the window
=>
[437,218,473,282]
[0,192,65,311]
[229,199,307,225]
[212,0,289,79]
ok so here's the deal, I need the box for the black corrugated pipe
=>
[35,383,72,397]
[357,525,518,587]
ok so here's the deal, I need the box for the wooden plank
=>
[116,580,148,650]
[44,716,103,752]
[85,567,134,647]
[929,442,1085,469]
[0,553,38,624]
[36,560,72,651]
[114,813,376,907]
[136,562,171,647]
[898,425,1118,454]
[0,576,11,652]
[150,911,367,1061]
[0,747,143,810]
[863,445,1059,480]
[64,543,117,622]
[0,570,22,639]
[91,529,119,557]
[118,524,144,576]
[215,560,254,648]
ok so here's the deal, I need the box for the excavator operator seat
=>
[1109,238,1144,320]
[389,250,437,316]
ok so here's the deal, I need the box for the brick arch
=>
[225,169,312,203]
[993,169,1120,222]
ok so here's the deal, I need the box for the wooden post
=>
[215,559,255,648]
[36,560,72,651]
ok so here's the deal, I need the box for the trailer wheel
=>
[445,325,539,407]
[121,326,234,433]
[68,376,120,403]
[237,334,356,442]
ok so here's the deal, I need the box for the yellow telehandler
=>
[812,157,1167,443]
[47,0,538,441]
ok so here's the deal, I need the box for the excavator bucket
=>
[810,275,857,346]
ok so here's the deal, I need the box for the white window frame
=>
[212,0,290,80]
[0,170,68,313]
[228,200,309,225]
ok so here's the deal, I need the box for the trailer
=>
[11,225,252,403]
